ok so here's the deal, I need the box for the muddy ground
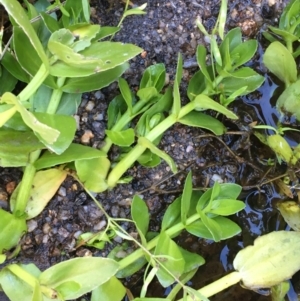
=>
[0,0,297,300]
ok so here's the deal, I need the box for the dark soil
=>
[1,0,298,300]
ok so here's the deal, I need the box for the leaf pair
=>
[35,143,109,192]
[0,258,119,301]
[188,27,264,106]
[264,0,300,49]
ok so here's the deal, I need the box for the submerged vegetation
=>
[0,0,300,300]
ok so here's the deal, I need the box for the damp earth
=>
[0,0,299,300]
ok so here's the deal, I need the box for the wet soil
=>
[1,0,299,300]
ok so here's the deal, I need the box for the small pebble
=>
[211,174,224,184]
[94,113,104,121]
[86,101,95,111]
[93,220,107,231]
[81,130,94,144]
[58,227,69,238]
[42,235,49,244]
[43,223,51,234]
[94,90,104,100]
[6,181,16,194]
[58,186,66,197]
[27,220,38,232]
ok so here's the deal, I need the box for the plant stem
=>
[117,213,199,272]
[7,264,37,288]
[107,144,146,188]
[107,110,183,187]
[46,78,66,114]
[106,113,177,188]
[18,64,49,102]
[13,150,40,217]
[286,40,292,54]
[177,271,241,300]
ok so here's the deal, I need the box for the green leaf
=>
[137,150,161,168]
[131,195,149,237]
[91,276,126,301]
[136,87,172,137]
[161,197,181,231]
[49,42,142,77]
[68,24,101,52]
[263,42,297,86]
[198,210,222,242]
[220,67,265,95]
[119,77,133,113]
[179,246,205,274]
[279,0,300,35]
[268,26,299,42]
[10,169,68,219]
[96,26,120,40]
[187,70,207,101]
[186,216,241,240]
[218,183,242,199]
[62,63,129,93]
[35,143,106,170]
[40,11,60,33]
[213,216,242,239]
[277,201,300,231]
[0,265,39,301]
[234,231,300,289]
[181,171,192,225]
[138,137,177,173]
[178,111,226,135]
[1,0,48,67]
[107,95,127,130]
[0,130,44,167]
[217,0,227,40]
[220,27,242,56]
[230,40,257,68]
[267,134,294,163]
[196,45,212,84]
[137,87,158,102]
[276,79,300,122]
[1,92,60,145]
[186,220,214,240]
[123,3,147,18]
[105,129,135,147]
[0,104,18,127]
[0,209,26,253]
[193,94,238,119]
[0,67,18,95]
[196,188,212,212]
[209,199,245,216]
[140,63,166,92]
[39,257,119,300]
[1,51,30,83]
[271,281,290,301]
[154,232,185,287]
[75,156,110,192]
[172,53,183,116]
[34,112,76,154]
[211,35,222,66]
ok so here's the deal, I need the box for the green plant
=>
[263,0,300,120]
[0,174,246,300]
[189,0,264,107]
[0,0,142,257]
[2,175,300,300]
[254,125,300,165]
